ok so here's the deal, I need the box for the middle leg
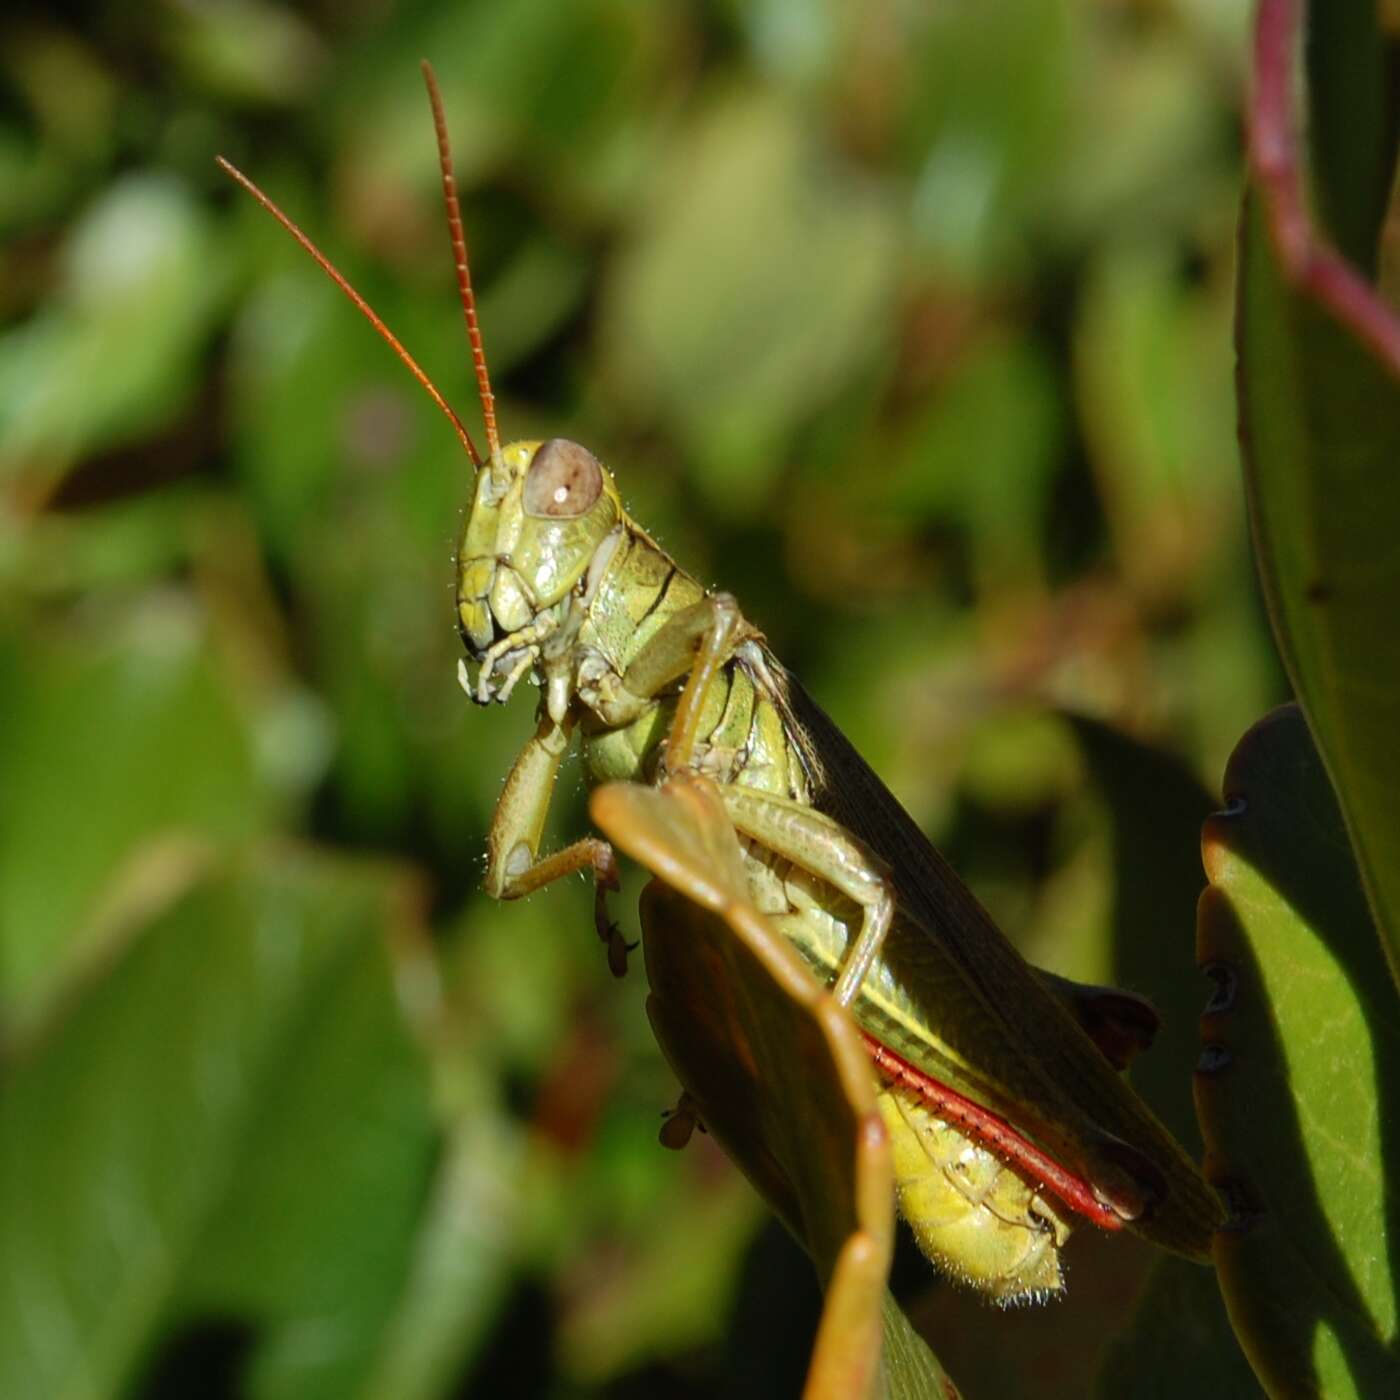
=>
[717,784,896,1008]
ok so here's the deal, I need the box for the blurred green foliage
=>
[0,1,1273,1396]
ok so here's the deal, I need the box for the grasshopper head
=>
[219,78,624,695]
[457,437,622,660]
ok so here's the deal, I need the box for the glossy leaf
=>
[1236,0,1400,982]
[1197,705,1400,1397]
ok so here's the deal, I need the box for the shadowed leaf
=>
[1196,705,1400,1398]
[1071,715,1216,1157]
[1094,1256,1263,1399]
[1065,717,1255,1394]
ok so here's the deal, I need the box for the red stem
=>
[1249,0,1400,375]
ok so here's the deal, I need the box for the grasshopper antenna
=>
[215,154,483,470]
[421,60,500,469]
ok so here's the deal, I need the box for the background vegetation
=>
[0,1,1302,1395]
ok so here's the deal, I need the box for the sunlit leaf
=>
[1197,705,1400,1397]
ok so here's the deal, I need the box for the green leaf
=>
[0,174,225,488]
[1196,704,1400,1398]
[886,337,1063,593]
[1073,243,1237,604]
[1095,1257,1263,1399]
[881,1292,958,1400]
[1071,719,1257,1392]
[336,1015,530,1400]
[1071,716,1215,1156]
[1237,2,1400,983]
[0,608,271,1040]
[899,0,1074,278]
[1302,1,1398,274]
[602,88,898,513]
[0,852,437,1400]
[164,0,324,107]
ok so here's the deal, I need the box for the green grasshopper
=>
[220,63,1224,1304]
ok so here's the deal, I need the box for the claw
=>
[494,649,537,704]
[458,657,493,708]
[659,1091,705,1150]
[604,924,637,978]
[592,864,630,976]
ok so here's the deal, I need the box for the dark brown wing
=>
[744,645,1222,1255]
[757,645,1156,1096]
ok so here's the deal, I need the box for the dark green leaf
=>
[0,853,436,1400]
[1302,1,1399,273]
[1095,1257,1261,1399]
[1238,2,1400,983]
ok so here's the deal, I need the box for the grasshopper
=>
[220,63,1224,1304]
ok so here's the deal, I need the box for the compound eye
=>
[523,439,603,518]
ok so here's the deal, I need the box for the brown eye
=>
[523,439,604,518]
